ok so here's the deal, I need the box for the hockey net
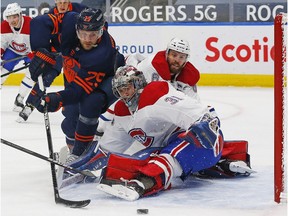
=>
[274,13,287,204]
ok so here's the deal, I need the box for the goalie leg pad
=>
[100,148,162,184]
[196,140,254,178]
[101,155,169,199]
[103,149,157,180]
[222,140,249,162]
[67,141,100,169]
[137,155,174,197]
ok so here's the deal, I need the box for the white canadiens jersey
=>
[99,81,209,154]
[126,53,162,83]
[1,16,32,55]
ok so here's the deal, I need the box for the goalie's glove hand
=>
[178,114,220,149]
[29,48,56,82]
[36,92,63,113]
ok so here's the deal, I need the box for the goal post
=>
[274,13,287,204]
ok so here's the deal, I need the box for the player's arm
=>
[34,82,84,113]
[28,14,63,81]
[170,80,200,101]
[30,14,59,51]
[60,11,78,56]
[99,117,136,154]
[1,21,11,57]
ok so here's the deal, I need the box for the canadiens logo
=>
[164,96,183,105]
[129,128,154,147]
[11,41,28,53]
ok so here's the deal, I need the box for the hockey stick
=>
[0,138,95,177]
[0,55,28,66]
[1,64,29,78]
[38,75,91,208]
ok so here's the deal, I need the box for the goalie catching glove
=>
[36,92,63,113]
[29,48,57,82]
[178,112,223,157]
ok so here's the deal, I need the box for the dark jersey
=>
[30,3,87,52]
[48,2,87,15]
[58,12,125,104]
[48,3,87,51]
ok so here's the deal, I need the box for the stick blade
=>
[56,197,91,208]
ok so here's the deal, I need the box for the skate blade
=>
[97,183,140,201]
[16,116,26,123]
[230,163,257,174]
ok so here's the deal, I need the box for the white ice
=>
[1,86,287,216]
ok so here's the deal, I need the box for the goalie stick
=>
[0,138,95,178]
[1,139,91,208]
[38,75,91,208]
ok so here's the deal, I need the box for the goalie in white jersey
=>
[71,65,224,201]
[1,3,34,112]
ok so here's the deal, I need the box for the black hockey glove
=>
[36,92,63,113]
[29,48,56,82]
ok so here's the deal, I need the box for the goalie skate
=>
[56,146,69,186]
[97,178,145,201]
[228,160,256,174]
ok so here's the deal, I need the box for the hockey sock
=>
[18,76,35,98]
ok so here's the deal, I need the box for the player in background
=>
[69,65,225,201]
[16,0,87,122]
[48,0,87,14]
[127,37,200,97]
[1,3,34,112]
[31,9,125,162]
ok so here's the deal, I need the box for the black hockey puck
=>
[137,209,149,214]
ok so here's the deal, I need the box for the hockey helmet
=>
[112,65,147,112]
[76,8,105,32]
[166,37,190,58]
[4,3,22,20]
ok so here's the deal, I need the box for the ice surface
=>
[1,86,287,216]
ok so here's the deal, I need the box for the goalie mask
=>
[112,65,147,112]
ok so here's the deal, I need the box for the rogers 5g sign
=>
[110,2,286,23]
[111,4,225,22]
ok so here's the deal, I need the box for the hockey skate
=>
[62,153,79,180]
[16,104,34,123]
[13,94,24,112]
[97,178,146,201]
[65,153,79,164]
[61,141,103,186]
[196,159,256,178]
[217,159,256,175]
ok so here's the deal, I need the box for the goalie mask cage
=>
[274,13,287,204]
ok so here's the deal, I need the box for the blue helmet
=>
[76,8,104,31]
